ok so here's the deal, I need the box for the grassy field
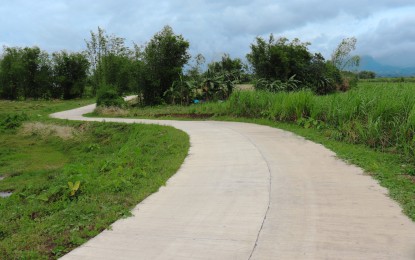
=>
[360,77,415,83]
[0,100,189,259]
[94,81,415,221]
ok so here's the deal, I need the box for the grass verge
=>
[96,110,415,222]
[92,82,415,222]
[218,117,415,221]
[0,100,189,259]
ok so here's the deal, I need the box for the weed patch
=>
[20,122,77,140]
[0,100,189,259]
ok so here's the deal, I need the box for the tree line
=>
[0,47,89,100]
[0,25,362,104]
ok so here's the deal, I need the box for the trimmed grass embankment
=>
[0,100,189,259]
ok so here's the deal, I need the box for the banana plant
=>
[68,181,81,197]
[163,85,181,105]
[165,75,198,105]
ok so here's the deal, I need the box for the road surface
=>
[51,101,415,259]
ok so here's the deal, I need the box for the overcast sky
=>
[1,1,414,67]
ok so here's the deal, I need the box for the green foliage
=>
[331,37,360,71]
[247,35,312,82]
[207,53,246,82]
[186,53,206,84]
[0,100,189,258]
[358,70,376,79]
[0,113,29,131]
[234,118,415,222]
[228,83,415,159]
[307,53,343,94]
[67,181,81,197]
[228,90,313,121]
[247,35,343,95]
[53,51,90,99]
[96,87,126,108]
[360,77,415,83]
[199,69,237,101]
[174,53,242,105]
[0,47,90,100]
[254,75,301,92]
[164,75,197,105]
[143,26,190,105]
[122,81,415,162]
[0,46,53,100]
[296,117,326,130]
[340,71,359,90]
[94,83,415,222]
[85,27,144,97]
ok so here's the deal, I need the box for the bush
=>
[339,71,358,91]
[0,113,29,131]
[247,36,345,95]
[96,88,126,108]
[358,70,376,79]
[254,76,301,92]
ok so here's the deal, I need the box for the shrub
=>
[247,36,345,95]
[254,75,301,92]
[358,70,376,79]
[0,113,29,131]
[339,71,358,91]
[96,87,126,108]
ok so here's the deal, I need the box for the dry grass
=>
[94,106,129,117]
[235,84,254,91]
[20,122,77,140]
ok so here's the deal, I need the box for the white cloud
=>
[0,0,414,66]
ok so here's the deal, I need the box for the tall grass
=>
[96,82,415,159]
[228,90,313,121]
[226,82,415,159]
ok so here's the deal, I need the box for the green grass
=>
[0,98,95,121]
[360,77,415,83]
[0,100,189,259]
[111,82,415,158]
[93,81,415,222]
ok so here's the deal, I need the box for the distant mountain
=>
[359,55,415,77]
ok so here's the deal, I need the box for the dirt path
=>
[52,100,415,259]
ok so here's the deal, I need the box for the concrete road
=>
[52,102,415,259]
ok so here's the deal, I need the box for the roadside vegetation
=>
[94,80,415,221]
[1,22,415,257]
[0,100,189,259]
[95,81,415,161]
[1,25,362,107]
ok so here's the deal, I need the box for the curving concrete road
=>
[52,101,415,259]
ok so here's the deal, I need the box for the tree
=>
[246,35,312,83]
[52,51,90,99]
[30,49,53,99]
[85,27,132,93]
[247,34,346,94]
[358,70,376,79]
[186,53,205,83]
[143,25,190,105]
[306,53,342,95]
[208,53,245,80]
[0,47,24,99]
[331,37,360,71]
[164,75,197,105]
[0,46,52,100]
